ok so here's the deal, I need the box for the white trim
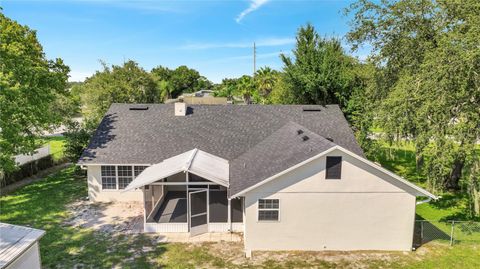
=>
[184,148,198,170]
[257,198,280,222]
[150,182,221,186]
[231,147,337,198]
[231,146,437,200]
[335,145,437,199]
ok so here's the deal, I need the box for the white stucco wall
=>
[6,242,42,269]
[87,166,143,202]
[243,149,417,255]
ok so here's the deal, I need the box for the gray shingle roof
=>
[229,121,336,196]
[79,104,363,195]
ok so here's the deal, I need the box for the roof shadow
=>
[79,113,117,161]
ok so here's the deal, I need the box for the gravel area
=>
[64,199,144,234]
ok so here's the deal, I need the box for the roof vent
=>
[302,135,309,141]
[175,102,187,116]
[326,137,334,142]
[302,107,321,112]
[129,106,149,111]
[297,129,304,135]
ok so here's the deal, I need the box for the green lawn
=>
[38,136,66,161]
[1,165,479,268]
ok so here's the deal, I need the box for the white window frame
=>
[257,199,280,222]
[101,165,150,191]
[117,165,134,190]
[101,165,117,191]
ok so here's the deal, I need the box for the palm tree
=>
[255,67,278,100]
[236,75,255,104]
[157,80,173,102]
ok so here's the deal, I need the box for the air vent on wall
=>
[129,106,149,111]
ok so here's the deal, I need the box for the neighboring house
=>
[78,103,436,257]
[0,223,45,269]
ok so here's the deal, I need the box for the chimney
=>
[174,102,187,116]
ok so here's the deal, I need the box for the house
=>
[78,103,436,257]
[0,223,45,269]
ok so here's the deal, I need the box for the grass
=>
[1,165,479,268]
[38,136,66,161]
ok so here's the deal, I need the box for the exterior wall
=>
[87,166,143,202]
[243,149,417,254]
[6,242,42,269]
[144,222,243,233]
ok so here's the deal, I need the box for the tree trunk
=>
[444,158,465,190]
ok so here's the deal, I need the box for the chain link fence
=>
[414,220,480,248]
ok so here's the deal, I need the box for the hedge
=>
[1,155,56,187]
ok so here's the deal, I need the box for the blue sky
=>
[1,0,363,83]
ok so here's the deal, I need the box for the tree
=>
[280,23,357,108]
[346,0,480,214]
[213,78,239,100]
[0,12,70,173]
[63,119,96,162]
[151,65,213,99]
[236,75,256,104]
[255,67,279,102]
[80,60,158,122]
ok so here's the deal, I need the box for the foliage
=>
[213,78,239,99]
[1,166,480,268]
[279,23,358,108]
[151,65,213,100]
[267,74,296,105]
[80,60,158,122]
[254,67,279,102]
[0,12,70,173]
[63,119,96,162]
[236,75,257,104]
[346,0,480,215]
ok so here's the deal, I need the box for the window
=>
[117,166,133,189]
[326,156,342,179]
[258,199,279,221]
[134,166,148,178]
[101,166,117,189]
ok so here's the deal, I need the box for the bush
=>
[1,155,54,187]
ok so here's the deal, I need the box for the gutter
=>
[416,196,438,205]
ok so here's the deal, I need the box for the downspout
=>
[227,198,232,232]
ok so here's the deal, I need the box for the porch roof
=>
[124,148,229,191]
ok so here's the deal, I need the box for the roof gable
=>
[230,145,437,199]
[228,121,336,197]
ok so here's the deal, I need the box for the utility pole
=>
[253,42,256,79]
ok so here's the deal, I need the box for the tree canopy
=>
[346,0,480,215]
[81,60,159,122]
[151,65,213,100]
[279,23,358,108]
[0,12,70,173]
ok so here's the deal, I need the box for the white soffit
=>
[124,149,229,191]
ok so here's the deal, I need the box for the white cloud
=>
[181,37,294,50]
[236,0,270,23]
